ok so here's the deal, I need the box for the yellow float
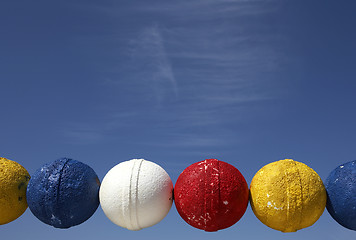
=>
[250,159,326,232]
[0,157,30,224]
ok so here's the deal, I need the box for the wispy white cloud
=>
[63,0,285,150]
[125,24,178,106]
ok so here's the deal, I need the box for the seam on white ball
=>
[128,159,144,230]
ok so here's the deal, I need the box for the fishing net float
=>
[250,159,326,232]
[325,160,356,231]
[99,159,173,230]
[174,159,249,231]
[0,156,355,232]
[26,158,100,228]
[0,157,30,225]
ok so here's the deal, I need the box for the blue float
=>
[325,160,356,231]
[26,158,100,228]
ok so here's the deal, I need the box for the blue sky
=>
[1,0,356,239]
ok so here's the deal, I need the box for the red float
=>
[174,159,249,231]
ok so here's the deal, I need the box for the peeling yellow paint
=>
[250,159,326,232]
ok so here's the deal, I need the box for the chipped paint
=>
[250,159,326,233]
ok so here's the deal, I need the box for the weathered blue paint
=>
[325,160,356,231]
[26,158,100,228]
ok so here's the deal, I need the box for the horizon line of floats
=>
[0,157,355,232]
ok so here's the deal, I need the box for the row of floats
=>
[0,157,355,232]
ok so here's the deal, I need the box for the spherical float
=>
[26,158,100,228]
[250,159,326,232]
[0,157,30,225]
[325,160,356,231]
[99,159,173,230]
[174,159,249,231]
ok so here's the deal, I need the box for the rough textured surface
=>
[0,157,30,225]
[174,159,249,232]
[325,160,356,231]
[26,158,100,228]
[99,159,173,230]
[250,159,326,232]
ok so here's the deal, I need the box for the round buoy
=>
[26,158,100,228]
[250,159,326,232]
[99,159,173,230]
[174,159,249,231]
[325,160,356,231]
[0,157,30,225]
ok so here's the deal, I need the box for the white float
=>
[99,159,173,230]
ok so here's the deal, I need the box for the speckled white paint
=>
[99,159,173,230]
